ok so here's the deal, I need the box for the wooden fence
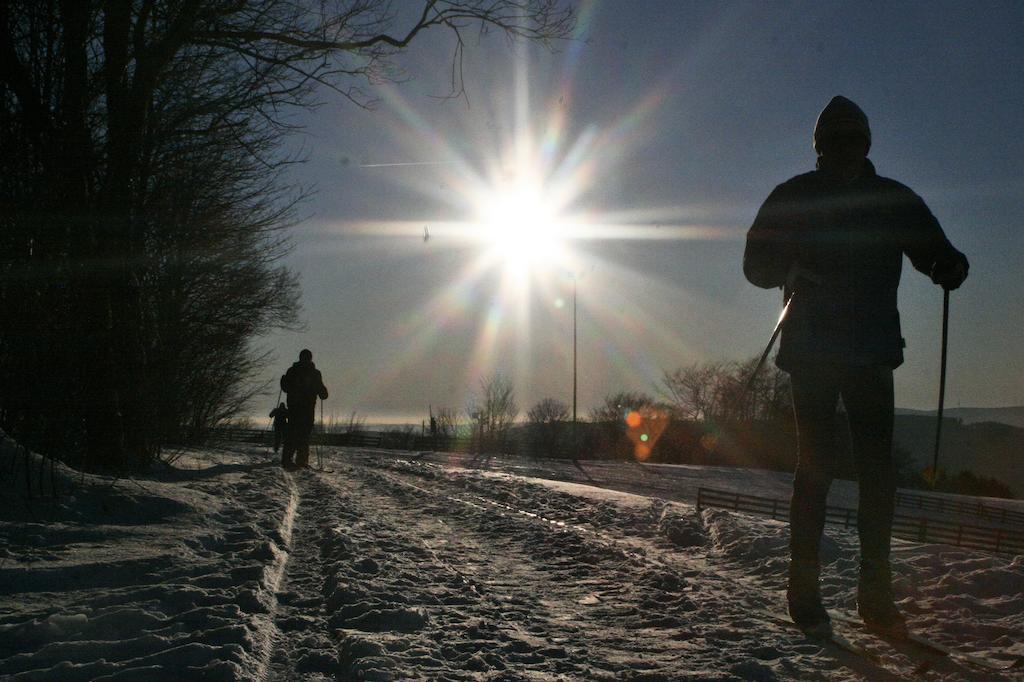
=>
[696,486,1023,555]
[895,490,1024,527]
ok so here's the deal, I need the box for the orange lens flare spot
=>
[625,408,669,462]
[700,433,718,452]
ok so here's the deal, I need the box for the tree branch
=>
[0,0,52,140]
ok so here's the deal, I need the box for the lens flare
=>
[325,20,740,415]
[625,407,669,461]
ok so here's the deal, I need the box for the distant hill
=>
[895,405,1024,429]
[893,415,1024,496]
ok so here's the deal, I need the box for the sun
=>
[476,178,568,280]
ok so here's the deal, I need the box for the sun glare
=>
[348,40,717,410]
[477,179,567,278]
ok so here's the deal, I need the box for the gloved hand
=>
[930,253,969,290]
[785,263,822,292]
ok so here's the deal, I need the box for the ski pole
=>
[930,289,950,489]
[317,397,324,470]
[745,292,796,392]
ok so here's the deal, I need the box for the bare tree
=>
[467,373,518,454]
[526,397,569,457]
[434,406,461,447]
[747,360,792,422]
[662,362,722,421]
[662,357,791,424]
[589,391,659,424]
[0,0,576,466]
[143,79,303,445]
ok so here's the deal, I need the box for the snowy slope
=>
[2,439,1022,680]
[896,406,1024,429]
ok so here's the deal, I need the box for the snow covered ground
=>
[2,434,1022,680]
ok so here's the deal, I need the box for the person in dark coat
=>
[744,95,968,635]
[269,402,289,454]
[280,349,329,468]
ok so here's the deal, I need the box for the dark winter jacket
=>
[280,361,328,421]
[269,406,289,430]
[744,159,967,370]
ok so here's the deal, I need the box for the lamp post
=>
[572,273,578,461]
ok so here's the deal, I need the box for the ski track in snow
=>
[253,472,300,681]
[1,443,1022,680]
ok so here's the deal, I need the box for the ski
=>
[760,606,949,676]
[300,466,335,474]
[281,464,334,473]
[759,608,885,667]
[803,626,882,665]
[830,610,1023,672]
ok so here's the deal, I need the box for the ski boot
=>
[787,558,831,636]
[857,559,907,636]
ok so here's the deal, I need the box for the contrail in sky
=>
[358,161,451,168]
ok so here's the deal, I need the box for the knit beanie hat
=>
[813,96,871,154]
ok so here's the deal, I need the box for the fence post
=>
[696,488,704,512]
[995,528,1003,553]
[918,518,928,543]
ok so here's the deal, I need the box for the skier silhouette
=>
[744,96,968,636]
[280,349,329,468]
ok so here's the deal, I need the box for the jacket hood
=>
[813,95,871,154]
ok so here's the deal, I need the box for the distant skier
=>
[269,402,289,454]
[743,96,968,636]
[280,349,329,468]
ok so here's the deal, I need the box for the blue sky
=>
[255,1,1024,423]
